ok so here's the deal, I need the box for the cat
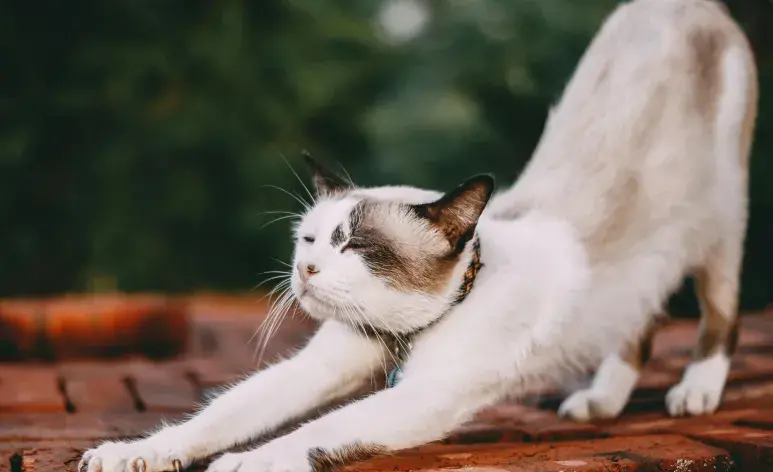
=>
[79,0,757,471]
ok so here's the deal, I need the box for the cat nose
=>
[298,262,319,281]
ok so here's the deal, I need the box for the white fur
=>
[666,351,731,416]
[80,0,756,470]
[558,354,640,421]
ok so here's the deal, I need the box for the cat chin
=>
[296,292,340,320]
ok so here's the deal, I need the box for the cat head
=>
[290,154,494,334]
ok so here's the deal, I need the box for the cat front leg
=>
[79,320,386,472]
[206,370,502,472]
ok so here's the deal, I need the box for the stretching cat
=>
[79,0,757,470]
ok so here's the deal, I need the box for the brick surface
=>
[450,404,603,443]
[736,410,773,430]
[675,424,773,470]
[599,409,757,437]
[64,378,136,413]
[0,413,180,441]
[3,441,92,472]
[2,300,773,471]
[131,373,197,412]
[344,435,732,472]
[0,368,65,413]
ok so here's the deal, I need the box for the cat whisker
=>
[271,258,292,268]
[253,287,296,365]
[260,184,312,212]
[257,210,304,218]
[252,274,293,291]
[342,303,389,384]
[260,214,302,230]
[335,161,356,188]
[280,153,317,206]
[348,303,394,380]
[356,301,410,365]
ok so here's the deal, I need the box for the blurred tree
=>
[0,0,770,314]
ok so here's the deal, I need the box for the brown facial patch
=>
[330,224,346,247]
[308,442,387,472]
[347,200,460,294]
[688,27,725,119]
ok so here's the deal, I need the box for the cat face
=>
[290,155,494,334]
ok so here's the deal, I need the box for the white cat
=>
[79,0,757,471]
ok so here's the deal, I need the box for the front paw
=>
[206,449,311,472]
[79,439,188,472]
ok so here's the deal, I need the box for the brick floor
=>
[2,296,773,471]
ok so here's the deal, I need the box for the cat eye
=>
[342,239,367,252]
[302,236,315,243]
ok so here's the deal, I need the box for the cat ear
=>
[302,151,353,197]
[412,174,495,250]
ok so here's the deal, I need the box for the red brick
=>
[343,435,732,472]
[728,354,773,382]
[182,357,248,390]
[648,353,773,383]
[193,370,245,390]
[722,380,773,409]
[636,368,681,391]
[64,378,136,413]
[600,409,756,437]
[195,311,315,371]
[55,360,139,379]
[650,321,697,358]
[736,410,773,430]
[4,441,93,472]
[0,413,176,441]
[446,421,528,444]
[650,315,773,359]
[675,424,773,470]
[132,373,197,412]
[0,367,65,413]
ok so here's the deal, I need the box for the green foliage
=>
[0,0,770,312]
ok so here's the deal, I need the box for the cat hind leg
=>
[666,240,742,417]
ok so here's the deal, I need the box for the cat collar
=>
[385,234,483,388]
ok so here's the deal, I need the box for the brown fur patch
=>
[330,223,346,246]
[621,323,657,371]
[412,175,494,251]
[695,265,741,359]
[689,27,725,119]
[308,442,387,472]
[348,201,460,293]
[696,316,740,359]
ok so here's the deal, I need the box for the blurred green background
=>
[1,0,770,314]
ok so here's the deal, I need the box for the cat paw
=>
[79,439,188,472]
[666,353,729,417]
[558,355,638,422]
[206,450,310,472]
[557,388,627,422]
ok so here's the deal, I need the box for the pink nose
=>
[298,263,319,282]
